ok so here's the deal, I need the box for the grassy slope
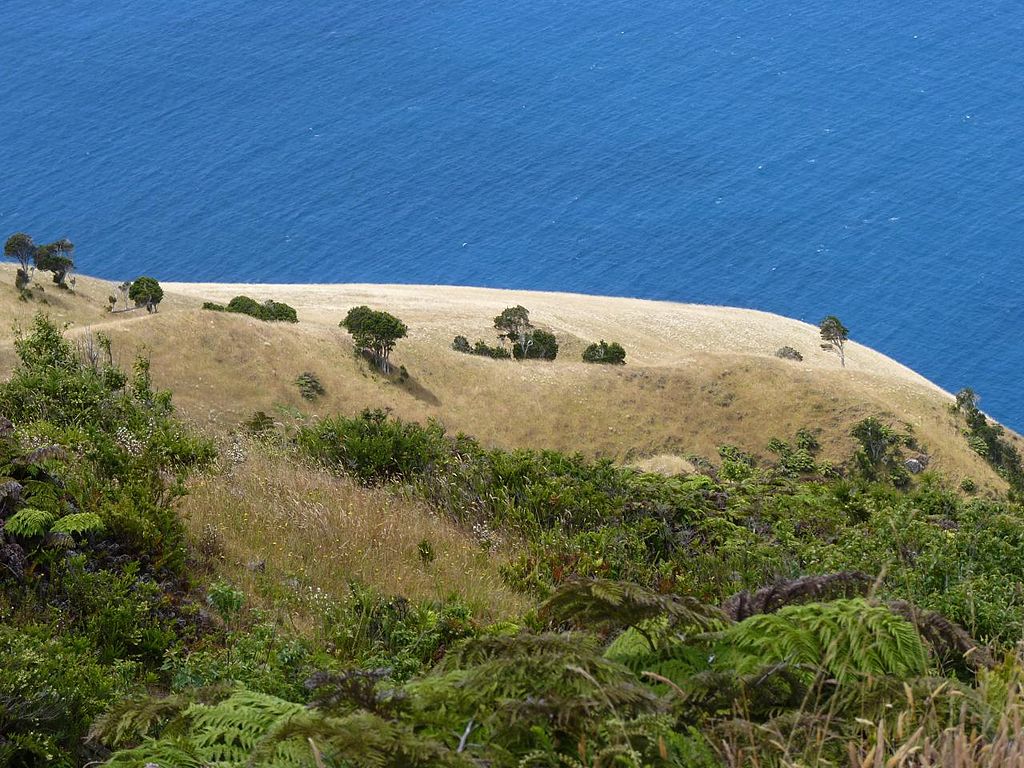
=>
[0,265,1013,492]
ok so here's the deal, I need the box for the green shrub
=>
[451,335,472,353]
[514,328,558,360]
[128,276,163,312]
[209,295,299,322]
[775,345,803,361]
[296,409,450,484]
[582,340,626,364]
[0,625,122,767]
[472,340,511,359]
[295,371,325,400]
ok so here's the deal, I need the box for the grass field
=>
[0,265,1008,493]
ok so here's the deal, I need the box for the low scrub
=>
[204,295,298,322]
[583,339,627,364]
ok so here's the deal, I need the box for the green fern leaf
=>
[4,507,54,537]
[51,512,105,536]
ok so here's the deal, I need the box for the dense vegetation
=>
[453,305,560,361]
[582,340,626,364]
[5,317,1024,767]
[203,295,299,323]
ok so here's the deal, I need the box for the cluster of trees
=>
[108,276,164,313]
[203,295,298,322]
[4,232,76,290]
[452,305,559,361]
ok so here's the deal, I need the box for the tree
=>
[520,328,558,360]
[494,305,533,359]
[4,232,37,288]
[129,276,164,313]
[341,306,408,373]
[819,315,849,367]
[582,340,626,365]
[34,238,75,289]
[116,281,132,311]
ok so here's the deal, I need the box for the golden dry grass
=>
[0,263,1012,493]
[179,446,526,624]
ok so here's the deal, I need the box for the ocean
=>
[2,1,1022,428]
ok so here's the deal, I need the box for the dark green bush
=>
[295,371,325,400]
[452,336,512,358]
[582,340,626,364]
[473,340,512,358]
[514,328,558,360]
[296,409,450,484]
[206,295,300,322]
[0,625,119,768]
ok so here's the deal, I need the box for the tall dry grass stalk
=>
[179,443,527,625]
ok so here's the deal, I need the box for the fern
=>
[721,572,872,621]
[4,506,54,537]
[50,511,105,536]
[103,688,311,768]
[718,599,928,683]
[887,599,995,671]
[255,709,471,767]
[540,577,725,635]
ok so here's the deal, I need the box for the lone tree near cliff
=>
[34,238,75,289]
[819,315,849,367]
[341,305,408,373]
[494,305,534,359]
[129,276,164,313]
[4,233,37,288]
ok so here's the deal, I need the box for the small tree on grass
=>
[582,340,626,365]
[34,238,75,289]
[494,305,534,359]
[521,328,558,360]
[819,315,849,367]
[129,276,164,313]
[4,233,37,289]
[341,305,408,373]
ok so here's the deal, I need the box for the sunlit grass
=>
[180,443,528,628]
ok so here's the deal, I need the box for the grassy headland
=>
[4,265,1024,767]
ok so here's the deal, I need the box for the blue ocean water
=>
[2,1,1022,427]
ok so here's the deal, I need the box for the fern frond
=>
[721,572,872,621]
[90,690,204,747]
[103,737,206,768]
[50,511,105,536]
[540,577,726,633]
[257,709,470,767]
[187,689,305,764]
[887,599,995,670]
[718,599,928,683]
[18,444,67,465]
[4,507,54,537]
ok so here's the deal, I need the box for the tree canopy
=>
[494,305,533,359]
[582,340,626,365]
[341,306,408,372]
[4,232,37,287]
[34,238,75,288]
[129,276,164,312]
[819,315,849,367]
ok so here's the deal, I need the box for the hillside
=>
[7,267,1024,767]
[0,265,1010,492]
